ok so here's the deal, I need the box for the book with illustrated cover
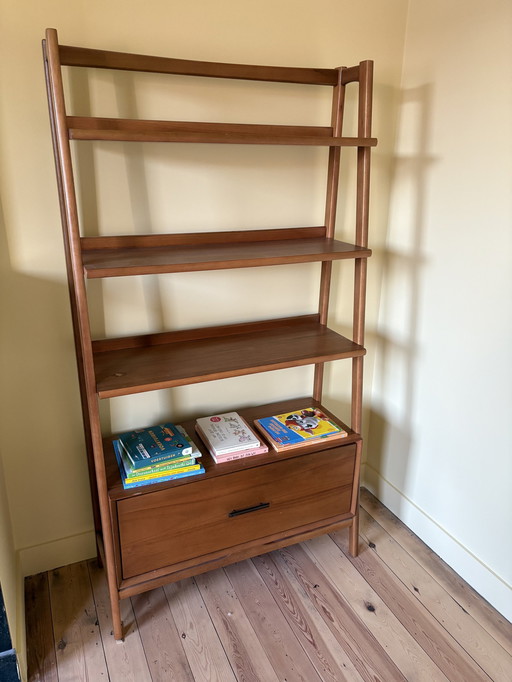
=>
[118,425,200,477]
[113,440,205,489]
[197,434,269,463]
[254,406,347,451]
[195,412,260,455]
[119,422,194,469]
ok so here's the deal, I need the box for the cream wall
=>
[0,0,408,668]
[0,448,21,669]
[366,0,512,619]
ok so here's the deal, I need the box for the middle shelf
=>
[81,230,372,278]
[92,315,365,398]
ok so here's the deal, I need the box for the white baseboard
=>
[362,463,512,623]
[19,530,96,578]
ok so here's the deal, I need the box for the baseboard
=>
[18,530,96,579]
[362,463,512,623]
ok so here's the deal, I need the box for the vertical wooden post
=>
[351,60,373,435]
[348,439,363,556]
[43,28,123,640]
[314,67,346,400]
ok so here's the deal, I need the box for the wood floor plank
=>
[253,552,366,682]
[225,559,324,682]
[304,534,451,682]
[48,561,109,681]
[87,559,152,682]
[163,577,237,682]
[25,572,58,682]
[331,529,493,682]
[130,586,194,681]
[25,492,511,682]
[357,507,512,682]
[360,488,512,655]
[275,544,409,682]
[195,567,281,682]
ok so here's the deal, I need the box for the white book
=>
[195,412,260,455]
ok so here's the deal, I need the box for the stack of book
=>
[113,423,205,489]
[254,406,348,452]
[195,411,268,463]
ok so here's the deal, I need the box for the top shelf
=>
[57,41,363,86]
[67,117,377,147]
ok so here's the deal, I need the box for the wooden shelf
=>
[59,46,341,85]
[92,316,365,398]
[104,396,360,500]
[82,234,371,278]
[68,116,377,147]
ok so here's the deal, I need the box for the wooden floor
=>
[25,489,512,682]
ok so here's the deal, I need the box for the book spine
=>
[125,455,196,475]
[212,445,269,462]
[124,463,202,484]
[122,466,205,489]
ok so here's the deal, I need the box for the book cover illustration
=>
[196,412,260,455]
[119,422,193,468]
[121,425,199,474]
[113,440,204,489]
[256,407,347,447]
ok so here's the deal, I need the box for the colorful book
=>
[113,440,205,489]
[254,406,347,451]
[195,412,260,456]
[123,453,197,475]
[121,451,197,477]
[197,433,269,463]
[119,422,194,469]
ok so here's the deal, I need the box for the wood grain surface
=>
[26,489,511,681]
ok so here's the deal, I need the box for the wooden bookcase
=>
[42,28,376,640]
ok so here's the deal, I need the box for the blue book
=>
[113,440,205,489]
[118,422,193,469]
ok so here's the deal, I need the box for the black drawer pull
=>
[229,502,270,517]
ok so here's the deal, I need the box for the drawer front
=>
[118,444,356,579]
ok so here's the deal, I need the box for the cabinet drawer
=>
[117,443,356,579]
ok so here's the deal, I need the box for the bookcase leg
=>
[348,441,362,557]
[349,508,360,557]
[111,595,124,641]
[95,534,104,570]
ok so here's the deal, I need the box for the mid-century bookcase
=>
[43,28,376,640]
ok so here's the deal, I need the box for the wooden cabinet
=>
[117,442,356,580]
[43,28,375,640]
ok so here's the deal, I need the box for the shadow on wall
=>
[0,195,94,551]
[65,65,331,430]
[366,83,436,497]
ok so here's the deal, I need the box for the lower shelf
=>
[101,397,361,596]
[104,396,359,499]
